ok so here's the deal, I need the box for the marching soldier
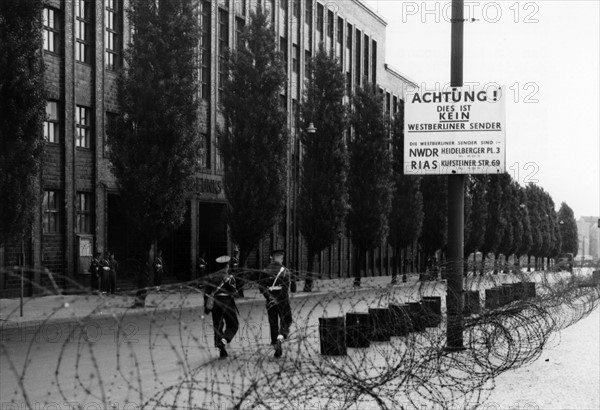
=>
[204,256,239,359]
[259,250,292,358]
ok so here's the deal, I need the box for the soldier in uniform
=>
[204,255,239,358]
[89,252,101,293]
[259,250,292,358]
[99,252,111,294]
[153,249,165,291]
[231,248,243,297]
[132,255,150,308]
[108,252,119,294]
[196,252,207,280]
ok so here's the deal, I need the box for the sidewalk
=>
[0,274,425,329]
[0,269,579,330]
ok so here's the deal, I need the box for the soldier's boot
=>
[218,338,228,358]
[274,334,284,358]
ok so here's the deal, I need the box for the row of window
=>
[43,191,91,234]
[44,102,92,148]
[43,1,121,69]
[44,101,214,170]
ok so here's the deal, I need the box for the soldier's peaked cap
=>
[215,255,231,264]
[270,249,285,257]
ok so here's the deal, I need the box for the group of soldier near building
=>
[203,250,293,359]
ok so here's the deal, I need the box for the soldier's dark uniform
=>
[99,253,110,293]
[132,255,150,308]
[204,257,239,358]
[89,253,101,292]
[259,250,292,357]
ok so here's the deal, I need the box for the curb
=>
[1,277,420,332]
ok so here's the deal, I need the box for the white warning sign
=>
[404,85,506,175]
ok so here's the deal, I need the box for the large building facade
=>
[0,0,416,294]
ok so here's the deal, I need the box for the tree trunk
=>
[304,248,316,291]
[391,243,399,284]
[480,253,487,276]
[353,245,364,287]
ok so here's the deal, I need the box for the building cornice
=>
[384,64,419,88]
[352,0,388,26]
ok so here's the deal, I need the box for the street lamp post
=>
[301,123,316,292]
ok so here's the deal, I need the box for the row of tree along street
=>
[0,2,578,285]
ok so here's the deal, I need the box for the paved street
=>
[1,270,593,409]
[1,275,441,409]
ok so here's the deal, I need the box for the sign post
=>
[446,0,466,351]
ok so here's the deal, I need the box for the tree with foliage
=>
[557,202,578,255]
[546,193,562,264]
[500,179,525,273]
[479,174,506,274]
[0,0,46,246]
[464,175,487,275]
[525,183,543,271]
[419,176,447,272]
[347,85,393,287]
[298,48,349,291]
[219,7,288,267]
[515,185,532,272]
[496,174,516,273]
[388,102,423,283]
[537,189,553,269]
[108,0,200,257]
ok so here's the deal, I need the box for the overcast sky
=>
[364,0,599,219]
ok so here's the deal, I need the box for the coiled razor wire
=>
[1,263,598,410]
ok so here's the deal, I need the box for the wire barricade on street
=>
[0,263,598,410]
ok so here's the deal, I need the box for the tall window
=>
[218,8,229,102]
[280,37,288,72]
[43,190,61,234]
[199,133,211,169]
[363,34,369,83]
[327,10,334,51]
[337,17,343,63]
[44,101,60,143]
[76,106,91,148]
[236,0,246,16]
[346,23,352,90]
[76,192,92,233]
[355,29,361,87]
[235,17,245,50]
[372,40,377,85]
[292,43,299,73]
[75,0,92,63]
[316,3,323,47]
[43,7,60,53]
[304,50,311,80]
[304,0,313,52]
[200,1,211,100]
[105,0,120,70]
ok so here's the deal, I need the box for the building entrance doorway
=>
[197,202,228,274]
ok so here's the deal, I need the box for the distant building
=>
[576,217,600,262]
[0,0,416,295]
